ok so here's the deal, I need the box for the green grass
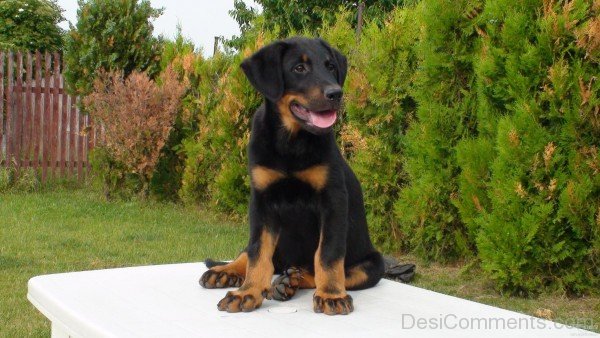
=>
[0,189,247,337]
[403,255,600,333]
[1,189,598,336]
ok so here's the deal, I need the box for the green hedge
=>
[472,0,600,295]
[169,0,599,294]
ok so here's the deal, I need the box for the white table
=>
[28,262,598,337]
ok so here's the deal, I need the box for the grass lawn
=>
[0,189,247,337]
[408,256,600,333]
[1,189,598,336]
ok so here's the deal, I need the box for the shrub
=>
[84,67,186,198]
[179,28,279,214]
[474,0,600,295]
[322,8,419,252]
[173,1,599,294]
[0,166,40,192]
[0,167,13,192]
[178,54,234,205]
[64,0,163,97]
[394,0,482,261]
[149,30,201,201]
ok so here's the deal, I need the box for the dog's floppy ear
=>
[241,41,287,101]
[318,39,348,85]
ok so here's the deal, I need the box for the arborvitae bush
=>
[475,0,600,295]
[179,30,277,214]
[454,0,545,250]
[327,8,419,252]
[395,0,483,261]
[178,54,232,204]
[150,31,201,201]
[173,1,599,294]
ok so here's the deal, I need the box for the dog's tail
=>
[204,258,228,268]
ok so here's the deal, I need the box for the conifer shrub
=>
[395,0,483,261]
[150,32,202,200]
[178,54,232,204]
[474,0,600,295]
[325,8,419,252]
[179,31,277,214]
[173,2,599,294]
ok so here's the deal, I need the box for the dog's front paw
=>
[271,267,302,301]
[313,292,354,315]
[199,269,244,289]
[217,288,270,313]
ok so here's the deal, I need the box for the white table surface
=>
[28,262,598,338]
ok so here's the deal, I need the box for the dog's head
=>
[241,37,347,135]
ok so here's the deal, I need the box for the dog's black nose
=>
[324,86,343,101]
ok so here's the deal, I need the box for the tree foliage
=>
[472,0,600,295]
[227,0,410,48]
[63,0,163,97]
[0,0,65,51]
[394,0,482,261]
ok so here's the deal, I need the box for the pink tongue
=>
[309,110,337,128]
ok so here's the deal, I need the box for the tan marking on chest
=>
[251,166,285,190]
[294,165,329,191]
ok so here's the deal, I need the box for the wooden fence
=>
[0,51,98,182]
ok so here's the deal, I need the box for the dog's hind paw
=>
[271,267,303,301]
[199,269,244,289]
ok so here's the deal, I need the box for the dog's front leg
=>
[313,188,354,315]
[217,195,278,313]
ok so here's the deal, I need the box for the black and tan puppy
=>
[200,37,384,315]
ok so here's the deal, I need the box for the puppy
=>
[200,37,384,315]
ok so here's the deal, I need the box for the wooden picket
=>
[0,51,95,182]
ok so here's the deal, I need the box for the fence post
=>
[33,51,42,172]
[77,106,83,180]
[24,52,33,168]
[213,36,220,56]
[6,52,14,167]
[51,52,60,176]
[0,52,4,164]
[69,97,77,176]
[42,52,51,182]
[356,1,365,41]
[15,52,24,171]
[61,60,68,177]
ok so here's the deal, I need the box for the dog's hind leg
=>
[271,267,316,301]
[344,251,385,290]
[271,251,383,301]
[199,252,247,288]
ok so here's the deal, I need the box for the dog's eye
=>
[293,64,308,74]
[326,63,336,72]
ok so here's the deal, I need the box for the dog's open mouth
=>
[290,102,337,129]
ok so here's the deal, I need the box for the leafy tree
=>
[0,0,65,51]
[228,0,410,47]
[63,0,164,97]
